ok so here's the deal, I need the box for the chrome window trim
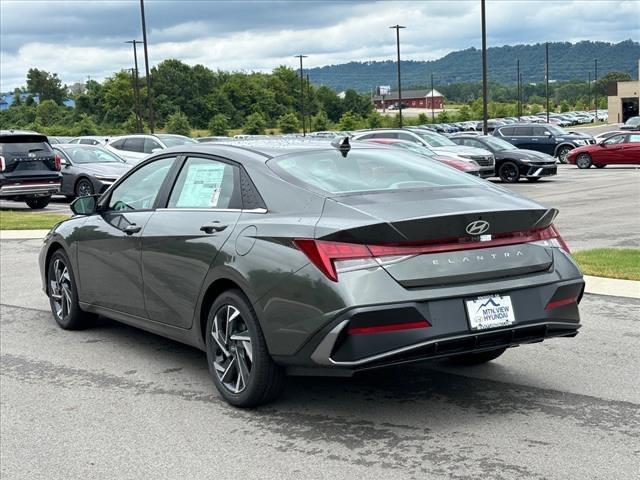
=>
[157,207,267,214]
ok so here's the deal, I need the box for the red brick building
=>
[373,89,444,109]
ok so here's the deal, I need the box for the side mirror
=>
[151,148,162,153]
[543,131,552,136]
[70,195,98,216]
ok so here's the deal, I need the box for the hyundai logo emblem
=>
[466,220,490,235]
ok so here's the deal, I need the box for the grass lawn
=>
[0,210,70,230]
[572,248,640,281]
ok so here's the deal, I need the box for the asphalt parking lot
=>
[1,161,639,479]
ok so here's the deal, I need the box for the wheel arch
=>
[43,241,67,294]
[554,143,576,157]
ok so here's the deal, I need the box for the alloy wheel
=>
[557,147,571,164]
[211,305,253,394]
[499,163,519,182]
[77,180,94,197]
[50,259,72,320]
[576,154,592,169]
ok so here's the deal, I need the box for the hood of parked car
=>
[73,162,131,178]
[496,149,556,163]
[430,145,493,159]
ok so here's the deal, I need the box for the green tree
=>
[437,111,450,123]
[26,68,66,104]
[165,111,192,136]
[311,111,330,131]
[595,71,632,96]
[560,100,571,112]
[417,113,428,124]
[11,88,22,107]
[208,114,230,136]
[73,114,98,136]
[243,112,267,134]
[338,111,362,131]
[35,99,61,126]
[277,112,300,133]
[366,111,383,128]
[457,105,471,121]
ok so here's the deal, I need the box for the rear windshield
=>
[268,148,481,195]
[157,135,197,147]
[0,136,52,155]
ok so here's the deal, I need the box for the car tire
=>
[576,153,592,169]
[526,177,541,182]
[556,145,573,164]
[594,164,606,169]
[47,249,94,330]
[498,161,520,183]
[447,347,507,366]
[205,289,285,408]
[75,178,94,197]
[25,196,51,209]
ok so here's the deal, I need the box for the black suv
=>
[492,123,595,163]
[0,130,62,209]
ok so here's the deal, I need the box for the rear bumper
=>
[0,181,60,197]
[278,277,584,375]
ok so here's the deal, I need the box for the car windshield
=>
[547,125,568,135]
[481,136,518,151]
[157,135,197,147]
[627,117,640,126]
[64,146,123,164]
[410,129,456,147]
[268,148,480,195]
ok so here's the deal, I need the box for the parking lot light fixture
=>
[294,55,308,136]
[431,73,435,122]
[389,25,406,128]
[545,42,550,123]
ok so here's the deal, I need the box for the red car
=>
[361,138,482,176]
[567,132,640,168]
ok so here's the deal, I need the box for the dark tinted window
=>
[512,126,534,136]
[109,139,125,149]
[269,149,480,195]
[0,136,52,155]
[123,138,145,153]
[498,127,514,136]
[79,138,98,145]
[143,138,162,154]
[532,126,548,136]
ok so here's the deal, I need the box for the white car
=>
[105,134,196,163]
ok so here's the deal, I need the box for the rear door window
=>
[143,138,162,154]
[513,126,533,136]
[168,157,240,209]
[498,127,514,136]
[109,139,125,150]
[123,138,145,153]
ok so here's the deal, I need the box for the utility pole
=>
[125,40,143,132]
[139,0,155,132]
[588,71,591,110]
[545,42,550,123]
[430,73,435,122]
[516,59,520,121]
[389,25,406,128]
[594,59,598,122]
[519,72,523,118]
[480,0,488,134]
[294,55,307,136]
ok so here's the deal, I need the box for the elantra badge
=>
[466,220,490,235]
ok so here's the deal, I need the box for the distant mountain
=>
[307,40,640,92]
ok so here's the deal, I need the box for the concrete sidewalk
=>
[2,229,638,299]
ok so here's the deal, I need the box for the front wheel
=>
[47,249,94,329]
[576,153,592,169]
[25,196,51,209]
[498,161,520,183]
[205,290,285,407]
[556,146,573,164]
[447,347,507,366]
[75,178,94,197]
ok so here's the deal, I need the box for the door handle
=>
[200,222,228,234]
[123,224,142,235]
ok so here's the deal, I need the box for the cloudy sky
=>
[1,0,638,90]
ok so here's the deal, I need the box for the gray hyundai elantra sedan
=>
[39,140,584,407]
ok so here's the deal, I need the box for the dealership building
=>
[607,60,639,123]
[373,89,444,110]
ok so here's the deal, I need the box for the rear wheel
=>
[75,178,94,197]
[556,145,573,164]
[47,249,94,330]
[447,347,507,366]
[576,153,592,169]
[25,196,50,209]
[205,289,285,407]
[498,161,520,183]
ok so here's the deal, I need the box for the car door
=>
[621,134,640,164]
[596,134,627,164]
[76,156,177,318]
[140,155,243,328]
[532,126,556,155]
[53,148,76,195]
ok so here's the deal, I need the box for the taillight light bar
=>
[545,295,578,310]
[347,320,431,335]
[295,224,570,282]
[0,155,5,172]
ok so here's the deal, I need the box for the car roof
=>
[0,129,42,137]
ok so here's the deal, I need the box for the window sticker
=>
[176,163,226,208]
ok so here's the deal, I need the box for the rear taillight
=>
[54,154,61,171]
[347,320,430,335]
[295,224,571,282]
[0,155,5,172]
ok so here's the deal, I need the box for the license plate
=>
[465,294,515,331]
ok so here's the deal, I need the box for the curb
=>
[0,229,50,240]
[583,275,640,300]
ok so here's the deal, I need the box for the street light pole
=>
[294,55,307,136]
[125,40,143,132]
[480,0,488,134]
[139,0,155,133]
[516,59,520,121]
[430,73,435,122]
[594,59,598,122]
[389,25,406,128]
[545,42,550,123]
